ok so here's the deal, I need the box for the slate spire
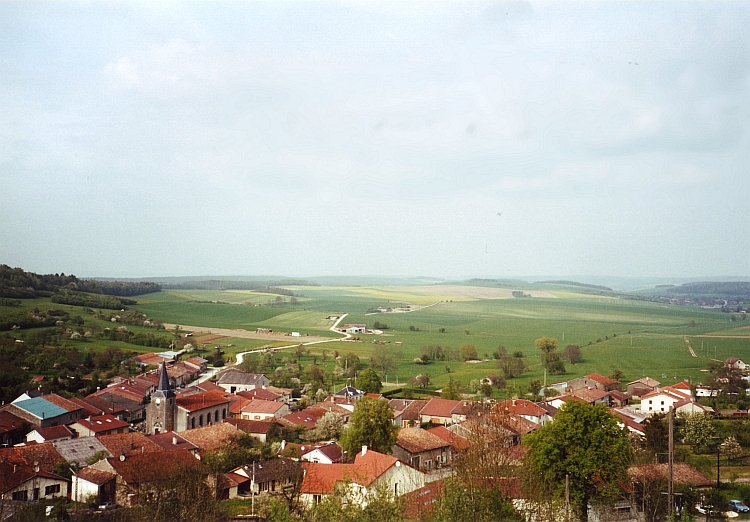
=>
[156,360,173,397]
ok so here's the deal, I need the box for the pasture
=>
[3,284,749,398]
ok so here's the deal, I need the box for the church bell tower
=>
[146,361,176,434]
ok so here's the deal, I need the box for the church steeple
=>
[156,360,174,397]
[146,360,176,434]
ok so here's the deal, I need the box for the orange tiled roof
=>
[420,398,461,418]
[176,390,231,413]
[98,432,162,457]
[586,373,620,387]
[396,427,451,454]
[180,422,241,452]
[74,414,129,434]
[494,399,546,417]
[301,447,402,494]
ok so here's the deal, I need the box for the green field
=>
[3,284,749,398]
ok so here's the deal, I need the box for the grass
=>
[4,286,749,395]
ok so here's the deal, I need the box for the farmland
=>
[2,282,749,398]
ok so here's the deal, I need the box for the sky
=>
[1,1,749,280]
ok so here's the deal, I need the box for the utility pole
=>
[565,474,570,522]
[668,406,674,520]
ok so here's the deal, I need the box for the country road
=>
[193,314,351,383]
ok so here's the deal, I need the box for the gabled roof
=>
[180,422,241,452]
[73,414,129,434]
[53,437,111,467]
[571,388,609,403]
[300,447,407,494]
[76,467,116,486]
[0,442,66,474]
[216,368,268,386]
[281,407,327,430]
[107,449,205,484]
[629,463,712,487]
[640,388,690,401]
[237,388,282,402]
[494,399,546,418]
[66,397,105,417]
[233,458,302,484]
[0,410,26,435]
[332,386,365,399]
[396,427,451,454]
[42,393,84,413]
[32,425,75,441]
[240,399,286,415]
[627,377,660,388]
[0,460,66,493]
[420,398,461,418]
[611,409,645,435]
[426,426,471,451]
[223,418,279,435]
[390,399,428,421]
[149,431,199,452]
[98,432,162,457]
[585,373,620,387]
[176,390,231,412]
[12,397,68,420]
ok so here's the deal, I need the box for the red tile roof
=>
[237,388,282,402]
[494,399,546,418]
[420,398,461,418]
[396,427,451,454]
[0,460,65,493]
[73,414,129,434]
[572,388,609,403]
[426,426,470,451]
[148,431,199,453]
[107,449,205,484]
[42,393,83,413]
[33,425,74,441]
[240,399,286,415]
[66,397,105,417]
[0,442,66,474]
[629,463,712,487]
[586,373,620,387]
[281,407,327,430]
[76,467,116,486]
[98,432,162,457]
[180,423,241,452]
[301,447,402,494]
[176,390,231,413]
[223,418,278,435]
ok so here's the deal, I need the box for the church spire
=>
[156,360,173,396]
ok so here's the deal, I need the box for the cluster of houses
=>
[2,356,742,518]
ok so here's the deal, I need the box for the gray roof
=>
[13,397,68,420]
[216,369,268,386]
[53,437,112,467]
[333,386,364,399]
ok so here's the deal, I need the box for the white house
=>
[300,446,426,507]
[639,387,692,416]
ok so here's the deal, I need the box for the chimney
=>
[172,436,178,446]
[512,400,516,406]
[281,440,286,450]
[361,445,367,456]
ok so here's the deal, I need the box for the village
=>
[2,348,749,521]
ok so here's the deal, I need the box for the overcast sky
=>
[1,2,749,280]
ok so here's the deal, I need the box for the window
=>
[313,494,321,505]
[660,401,664,405]
[394,483,399,495]
[222,409,226,419]
[12,490,28,501]
[191,417,195,429]
[45,484,61,496]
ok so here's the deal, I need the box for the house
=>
[280,407,328,430]
[82,392,144,422]
[4,395,81,429]
[238,399,290,421]
[494,399,553,425]
[299,441,345,464]
[147,431,199,455]
[0,442,67,475]
[607,390,629,407]
[97,432,162,458]
[639,387,692,416]
[237,388,284,402]
[300,446,426,507]
[223,418,280,443]
[179,423,242,454]
[25,425,75,444]
[183,356,209,374]
[626,377,661,397]
[629,463,712,489]
[71,467,117,504]
[611,409,646,437]
[341,324,366,334]
[230,458,303,497]
[426,426,470,454]
[53,437,112,469]
[419,398,476,426]
[674,400,714,416]
[70,414,130,438]
[567,373,621,393]
[0,459,68,503]
[0,410,27,447]
[215,369,270,394]
[89,449,205,507]
[175,390,232,431]
[390,399,428,428]
[392,427,452,471]
[332,386,365,400]
[724,358,748,371]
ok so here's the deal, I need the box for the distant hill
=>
[665,282,750,298]
[0,265,161,299]
[536,280,613,292]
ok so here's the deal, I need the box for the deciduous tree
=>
[524,401,632,522]
[339,397,398,457]
[355,368,382,394]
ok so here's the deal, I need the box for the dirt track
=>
[162,323,334,343]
